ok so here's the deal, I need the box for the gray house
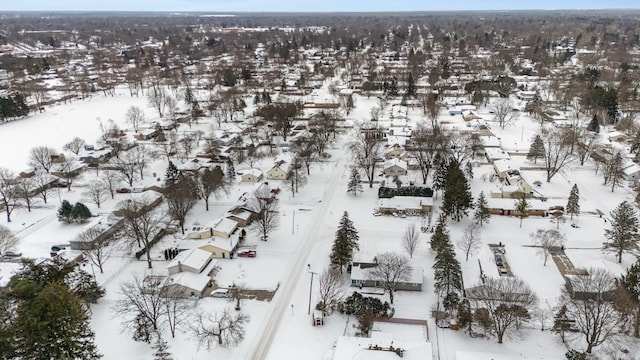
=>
[350,260,424,291]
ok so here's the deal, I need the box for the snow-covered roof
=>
[168,248,212,273]
[200,235,239,252]
[243,168,263,177]
[378,196,432,211]
[492,158,515,173]
[351,265,423,284]
[383,158,407,170]
[210,217,238,235]
[333,335,432,360]
[163,272,210,292]
[485,148,511,161]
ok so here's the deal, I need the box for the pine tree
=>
[347,167,363,196]
[226,157,236,179]
[165,161,182,187]
[553,304,571,343]
[432,153,448,198]
[433,241,463,296]
[566,184,580,220]
[607,152,625,192]
[441,160,473,221]
[330,212,360,273]
[514,194,530,228]
[12,281,101,359]
[406,72,416,97]
[153,335,173,360]
[631,132,640,154]
[57,200,74,223]
[474,191,491,226]
[621,260,640,337]
[72,202,92,222]
[587,114,600,133]
[527,135,545,164]
[430,214,449,251]
[604,201,639,263]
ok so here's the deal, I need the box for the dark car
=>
[116,188,132,193]
[237,250,257,258]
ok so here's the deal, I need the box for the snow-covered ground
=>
[1,84,639,360]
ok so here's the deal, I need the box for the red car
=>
[237,250,257,258]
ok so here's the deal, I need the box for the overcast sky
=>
[2,0,639,12]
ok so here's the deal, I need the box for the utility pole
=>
[307,264,317,315]
[292,209,295,234]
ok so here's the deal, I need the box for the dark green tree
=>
[431,153,448,197]
[604,201,639,263]
[339,292,391,335]
[165,161,182,186]
[12,281,101,359]
[433,241,463,297]
[72,202,92,222]
[347,167,363,196]
[527,135,545,164]
[330,212,360,273]
[553,304,571,343]
[587,114,600,133]
[430,214,449,251]
[566,184,580,220]
[57,200,74,223]
[406,72,416,97]
[441,160,473,221]
[621,260,640,337]
[631,132,640,154]
[474,191,491,226]
[153,335,173,360]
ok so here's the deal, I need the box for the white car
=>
[211,289,230,298]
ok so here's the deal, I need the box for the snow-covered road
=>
[248,153,348,360]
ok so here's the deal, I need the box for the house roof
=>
[383,158,407,170]
[243,168,263,177]
[163,272,210,292]
[167,248,212,273]
[199,235,239,252]
[378,196,432,211]
[333,335,432,360]
[210,217,238,235]
[351,264,423,284]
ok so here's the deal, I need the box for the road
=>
[247,154,348,360]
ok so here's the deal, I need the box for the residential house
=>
[383,158,407,176]
[241,169,263,183]
[623,163,640,186]
[350,262,424,291]
[134,128,159,141]
[69,217,124,250]
[210,217,238,238]
[225,206,257,227]
[162,272,211,298]
[266,160,291,180]
[198,235,239,259]
[167,248,213,275]
[377,196,433,215]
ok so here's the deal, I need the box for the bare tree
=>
[83,180,108,209]
[492,98,517,129]
[16,177,36,212]
[111,149,139,187]
[31,170,52,204]
[132,145,156,180]
[402,223,420,259]
[165,176,198,235]
[368,252,412,304]
[457,222,482,261]
[113,274,164,334]
[467,277,538,343]
[126,105,146,133]
[101,170,121,199]
[541,128,574,183]
[57,153,78,191]
[0,167,20,222]
[350,122,383,188]
[78,227,115,274]
[148,85,167,118]
[317,267,345,315]
[249,186,280,241]
[120,197,166,269]
[286,156,307,196]
[63,137,86,155]
[531,229,566,266]
[0,224,19,255]
[29,146,56,173]
[161,287,190,338]
[410,124,449,184]
[196,166,227,211]
[190,309,249,349]
[562,268,622,354]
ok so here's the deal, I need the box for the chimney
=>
[178,261,182,273]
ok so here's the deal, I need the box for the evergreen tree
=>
[406,72,416,97]
[474,191,491,226]
[433,241,463,296]
[57,200,74,223]
[330,212,360,273]
[621,260,640,337]
[226,157,236,179]
[165,161,182,187]
[347,167,363,196]
[12,281,101,359]
[527,135,545,164]
[432,153,448,197]
[553,304,571,343]
[634,151,640,165]
[441,160,473,221]
[71,202,92,222]
[153,335,173,360]
[604,201,639,263]
[607,152,625,192]
[430,214,449,251]
[566,184,580,220]
[587,114,600,133]
[631,132,640,154]
[514,194,530,228]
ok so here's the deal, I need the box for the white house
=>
[623,163,640,186]
[167,248,213,275]
[383,158,407,176]
[241,169,263,183]
[162,272,211,298]
[266,160,291,180]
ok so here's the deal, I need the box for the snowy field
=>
[1,84,639,360]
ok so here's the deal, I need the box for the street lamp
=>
[307,264,317,315]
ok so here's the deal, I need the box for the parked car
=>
[2,250,22,258]
[237,250,257,258]
[373,212,382,217]
[116,188,132,193]
[211,289,230,298]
